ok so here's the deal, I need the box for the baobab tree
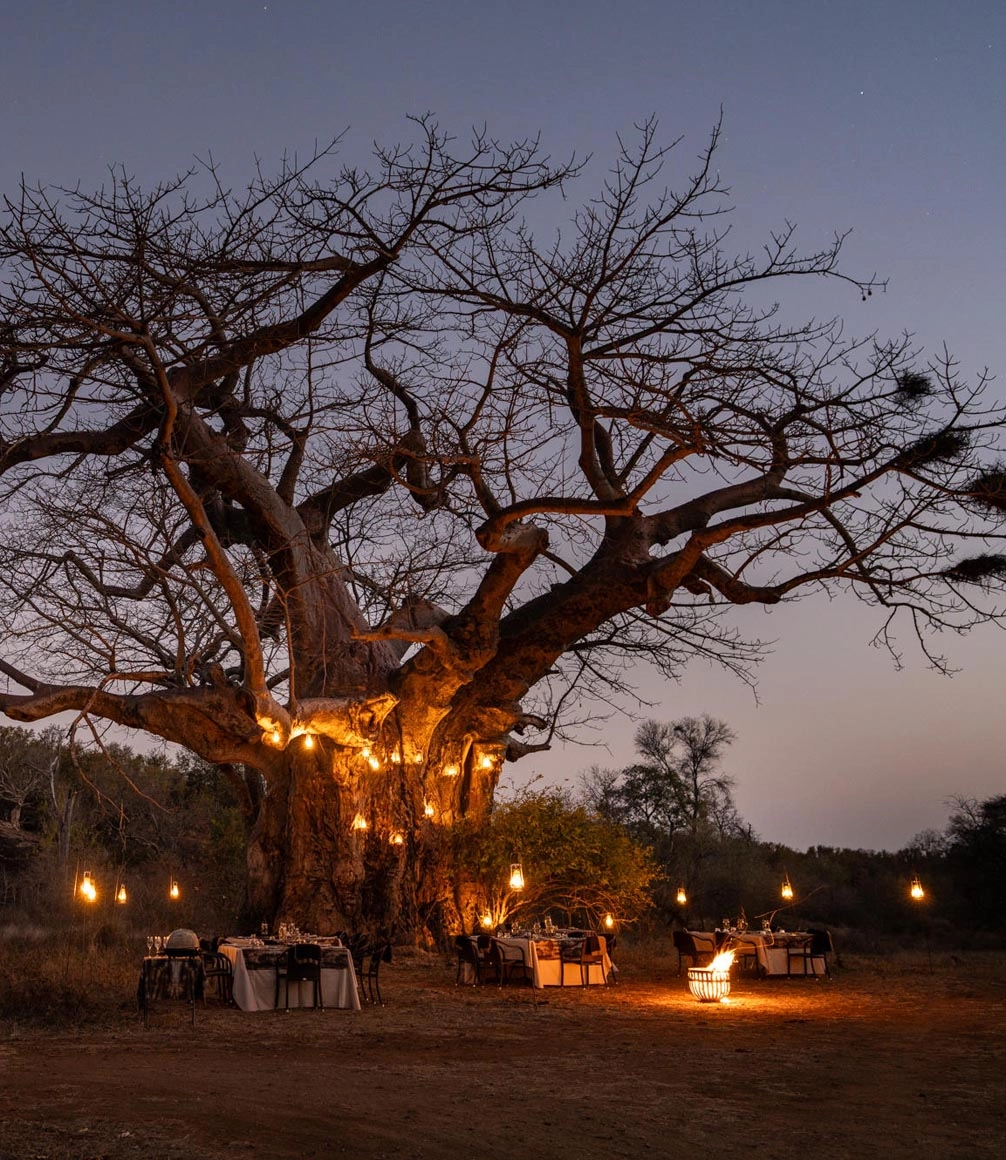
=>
[1,118,1003,937]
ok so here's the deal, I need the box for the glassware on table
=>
[146,935,154,955]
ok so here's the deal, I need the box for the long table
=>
[219,940,361,1011]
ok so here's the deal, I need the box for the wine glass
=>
[146,935,154,955]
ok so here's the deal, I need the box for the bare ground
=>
[1,949,1003,1160]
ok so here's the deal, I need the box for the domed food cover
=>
[165,928,199,951]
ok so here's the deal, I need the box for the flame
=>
[709,950,735,972]
[169,879,180,899]
[302,733,315,750]
[116,884,127,904]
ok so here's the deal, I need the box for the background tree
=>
[582,715,752,916]
[1,118,1005,938]
[450,786,655,932]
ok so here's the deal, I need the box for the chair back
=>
[808,929,833,956]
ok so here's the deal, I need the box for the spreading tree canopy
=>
[1,118,1003,936]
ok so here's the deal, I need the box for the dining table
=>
[725,929,827,977]
[466,932,613,988]
[218,938,361,1011]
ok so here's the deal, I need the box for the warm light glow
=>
[675,885,687,906]
[480,911,493,928]
[79,871,96,902]
[389,831,405,846]
[688,951,734,1003]
[688,964,732,1002]
[351,813,368,831]
[116,883,127,904]
[361,746,371,759]
[910,875,925,901]
[413,752,424,764]
[781,874,794,901]
[479,754,494,770]
[368,756,381,771]
[443,764,459,778]
[424,801,435,818]
[169,878,180,900]
[270,730,282,746]
[302,733,315,750]
[603,912,615,929]
[391,751,401,764]
[509,862,525,891]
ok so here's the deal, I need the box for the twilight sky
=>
[2,1,1004,851]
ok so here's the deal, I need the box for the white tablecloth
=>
[219,941,361,1011]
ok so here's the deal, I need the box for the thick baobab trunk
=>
[243,733,501,939]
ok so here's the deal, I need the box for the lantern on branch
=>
[508,862,525,891]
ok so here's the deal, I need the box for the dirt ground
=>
[1,949,1003,1160]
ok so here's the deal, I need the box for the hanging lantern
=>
[389,831,405,846]
[360,746,371,759]
[79,870,97,902]
[603,912,615,930]
[480,911,494,928]
[910,875,925,901]
[479,754,494,770]
[351,813,368,832]
[302,733,315,750]
[368,755,381,771]
[391,751,401,764]
[270,729,282,746]
[781,874,794,901]
[413,752,424,764]
[169,878,180,900]
[443,764,459,778]
[424,801,435,818]
[509,862,525,891]
[116,883,128,904]
[675,884,688,906]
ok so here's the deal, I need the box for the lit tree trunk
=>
[243,733,501,937]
